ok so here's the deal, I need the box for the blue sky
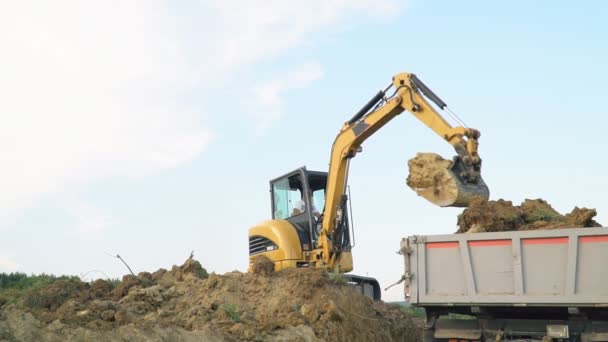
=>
[1,0,607,301]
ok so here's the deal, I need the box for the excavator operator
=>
[293,189,321,220]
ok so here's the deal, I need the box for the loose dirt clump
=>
[406,153,488,207]
[1,258,421,342]
[90,279,113,299]
[251,255,275,276]
[113,274,140,300]
[566,207,601,227]
[458,197,602,233]
[181,258,209,280]
[407,153,460,206]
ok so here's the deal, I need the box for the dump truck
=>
[401,227,608,341]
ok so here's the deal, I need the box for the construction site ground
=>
[0,258,421,342]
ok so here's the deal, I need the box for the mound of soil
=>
[0,259,420,342]
[457,197,602,233]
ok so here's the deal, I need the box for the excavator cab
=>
[270,167,330,252]
[263,167,380,300]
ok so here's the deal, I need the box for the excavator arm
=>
[317,72,489,268]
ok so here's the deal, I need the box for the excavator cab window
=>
[270,168,329,250]
[271,172,307,220]
[306,172,328,244]
[306,173,327,218]
[311,189,325,217]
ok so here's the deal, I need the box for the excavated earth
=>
[406,153,489,207]
[405,153,601,233]
[0,258,420,342]
[457,197,602,233]
[406,153,460,207]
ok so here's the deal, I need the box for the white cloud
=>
[252,61,323,130]
[0,1,211,226]
[206,1,401,129]
[206,0,400,73]
[0,255,19,272]
[0,0,403,227]
[66,201,113,235]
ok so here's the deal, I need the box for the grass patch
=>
[328,270,347,285]
[390,303,426,317]
[222,304,241,323]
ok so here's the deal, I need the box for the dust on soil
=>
[457,197,602,233]
[0,258,420,342]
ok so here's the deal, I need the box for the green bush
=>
[0,272,80,305]
[1,272,56,290]
[106,278,121,289]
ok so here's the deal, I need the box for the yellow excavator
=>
[248,72,489,300]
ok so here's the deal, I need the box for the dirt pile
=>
[457,197,602,233]
[0,258,420,342]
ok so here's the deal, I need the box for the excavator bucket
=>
[406,153,489,207]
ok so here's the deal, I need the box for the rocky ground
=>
[0,257,420,342]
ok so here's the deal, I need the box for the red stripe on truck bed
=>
[580,235,608,243]
[468,239,511,247]
[522,237,568,245]
[426,242,459,249]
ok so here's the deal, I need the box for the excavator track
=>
[343,274,382,301]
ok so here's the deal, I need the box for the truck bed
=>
[402,227,608,307]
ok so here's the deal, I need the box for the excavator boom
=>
[317,72,489,267]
